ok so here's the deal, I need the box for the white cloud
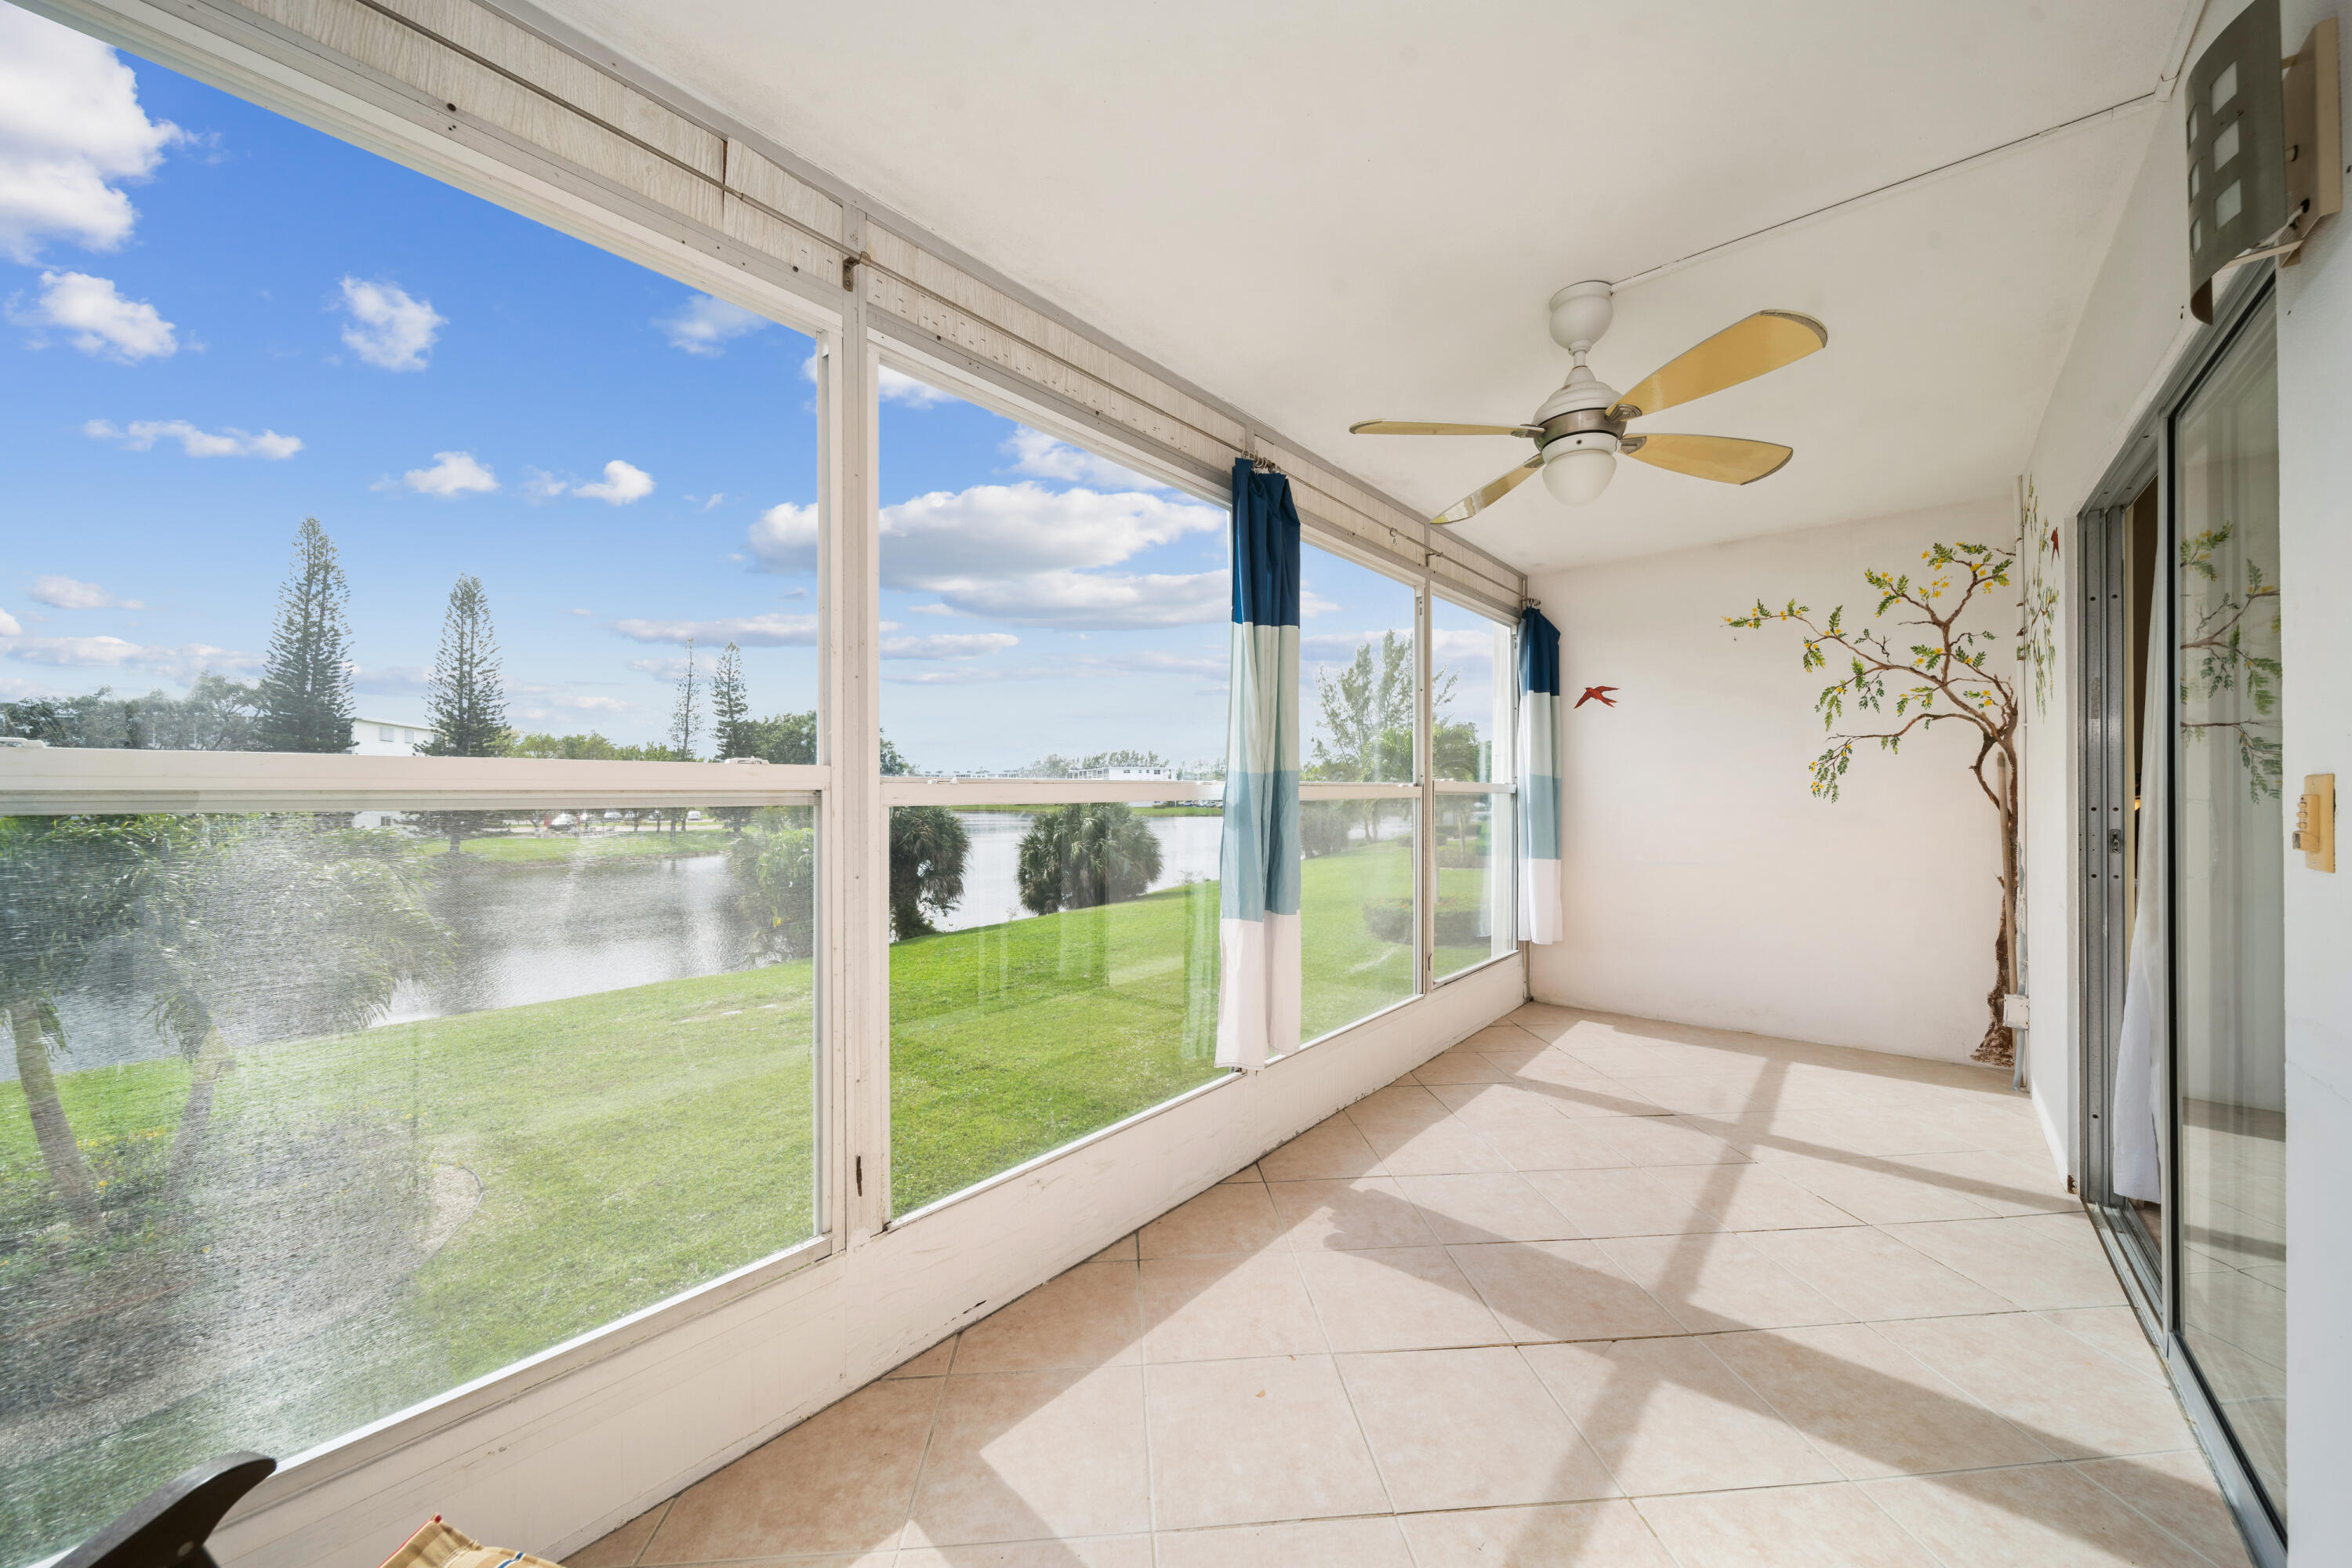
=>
[926,569,1228,628]
[1094,648,1228,679]
[908,602,956,616]
[509,683,630,714]
[30,574,143,610]
[350,664,430,695]
[880,632,1020,660]
[800,351,954,408]
[0,9,182,262]
[877,648,1229,688]
[746,481,1226,630]
[402,450,498,497]
[338,277,443,371]
[1002,427,1167,491]
[610,612,819,648]
[82,417,299,459]
[658,293,768,355]
[0,632,258,680]
[573,459,654,505]
[521,467,568,499]
[0,609,20,637]
[12,270,175,359]
[1431,626,1501,664]
[748,501,818,568]
[626,655,692,681]
[880,366,953,407]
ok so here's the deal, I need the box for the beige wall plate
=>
[2296,773,2336,872]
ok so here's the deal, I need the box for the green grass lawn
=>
[416,826,733,863]
[887,838,1487,1214]
[2,836,1499,1559]
[1,964,816,1563]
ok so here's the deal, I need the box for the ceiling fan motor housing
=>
[1533,364,1627,456]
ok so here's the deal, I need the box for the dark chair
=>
[56,1455,277,1568]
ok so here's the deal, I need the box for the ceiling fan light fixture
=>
[1541,436,1617,506]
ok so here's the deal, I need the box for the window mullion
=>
[1417,579,1435,996]
[822,230,889,1243]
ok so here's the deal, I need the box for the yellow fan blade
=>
[1622,433,1793,485]
[1434,456,1542,524]
[1351,420,1542,437]
[1611,311,1827,419]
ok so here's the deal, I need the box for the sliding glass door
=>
[2078,275,2284,1563]
[2170,295,2286,1518]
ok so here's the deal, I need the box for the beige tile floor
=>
[572,1005,2249,1567]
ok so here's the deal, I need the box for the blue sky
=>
[0,5,1502,774]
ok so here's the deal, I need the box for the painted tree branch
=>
[1728,540,2023,1066]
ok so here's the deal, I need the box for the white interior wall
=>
[2011,85,2194,1173]
[1526,498,2013,1062]
[2273,7,2352,1547]
[2017,0,2351,1552]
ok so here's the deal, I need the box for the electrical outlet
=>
[2294,773,2336,871]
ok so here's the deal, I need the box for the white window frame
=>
[0,6,1530,1558]
[1428,589,1523,989]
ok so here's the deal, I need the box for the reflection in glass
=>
[1433,793,1517,981]
[1301,798,1417,1039]
[887,804,1223,1216]
[0,804,819,1564]
[2172,297,2285,1516]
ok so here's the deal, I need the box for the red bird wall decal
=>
[1575,686,1618,709]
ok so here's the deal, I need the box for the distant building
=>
[350,717,436,757]
[1070,764,1177,782]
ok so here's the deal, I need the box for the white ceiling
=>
[539,0,2185,574]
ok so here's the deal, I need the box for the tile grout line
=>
[890,1352,956,1556]
[1285,1237,1407,1530]
[2060,1454,2251,1567]
[625,1499,671,1567]
[1129,1253,1157,1551]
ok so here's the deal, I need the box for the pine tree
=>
[421,575,510,757]
[669,639,702,760]
[710,641,749,759]
[255,517,356,753]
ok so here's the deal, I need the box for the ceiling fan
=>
[1350,281,1827,524]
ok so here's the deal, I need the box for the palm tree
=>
[889,806,969,938]
[1016,803,1163,914]
[130,815,450,1194]
[0,815,172,1226]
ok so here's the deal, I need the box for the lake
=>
[23,810,1227,1074]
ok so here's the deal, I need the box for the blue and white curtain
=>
[1217,459,1301,1070]
[1515,607,1563,945]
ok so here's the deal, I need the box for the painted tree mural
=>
[1727,540,2023,1066]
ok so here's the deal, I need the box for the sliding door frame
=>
[2073,262,2285,1568]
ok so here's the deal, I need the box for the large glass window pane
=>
[2172,296,2285,1516]
[1301,546,1417,784]
[887,803,1221,1215]
[0,9,819,763]
[1428,597,1515,782]
[873,378,1227,779]
[1300,797,1417,1039]
[1433,791,1516,981]
[1,802,819,1563]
